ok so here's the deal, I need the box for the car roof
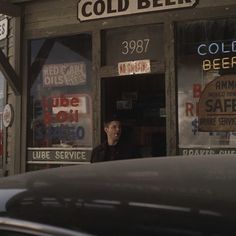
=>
[0,155,236,235]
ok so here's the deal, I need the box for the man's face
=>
[104,120,122,143]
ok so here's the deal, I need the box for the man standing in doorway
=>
[91,116,135,163]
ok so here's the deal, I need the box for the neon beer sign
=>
[197,41,236,71]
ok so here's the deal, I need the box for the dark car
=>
[0,156,236,235]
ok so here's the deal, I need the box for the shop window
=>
[28,34,92,168]
[102,24,164,66]
[177,18,236,155]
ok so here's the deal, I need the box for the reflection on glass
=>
[28,35,93,169]
[177,19,236,154]
[29,35,92,149]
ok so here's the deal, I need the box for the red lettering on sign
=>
[42,96,80,110]
[185,102,199,117]
[186,103,194,116]
[56,110,79,123]
[42,95,81,124]
[193,84,202,98]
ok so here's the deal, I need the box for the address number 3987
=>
[121,39,150,55]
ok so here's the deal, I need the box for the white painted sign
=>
[0,18,8,40]
[78,0,198,22]
[42,62,86,87]
[118,59,151,75]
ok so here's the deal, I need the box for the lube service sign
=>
[78,0,198,22]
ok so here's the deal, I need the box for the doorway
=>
[101,74,166,158]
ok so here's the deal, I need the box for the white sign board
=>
[118,59,151,75]
[0,18,8,41]
[42,62,86,87]
[78,0,198,22]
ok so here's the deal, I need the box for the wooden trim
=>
[12,16,22,175]
[20,38,28,173]
[165,19,177,156]
[0,49,21,95]
[92,30,101,147]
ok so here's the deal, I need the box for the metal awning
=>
[0,1,21,95]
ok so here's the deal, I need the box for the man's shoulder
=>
[92,142,107,152]
[91,142,107,163]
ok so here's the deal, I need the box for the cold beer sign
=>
[78,0,198,22]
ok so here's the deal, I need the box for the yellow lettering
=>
[203,60,211,71]
[232,56,236,67]
[202,57,236,71]
[213,58,221,70]
[222,57,230,69]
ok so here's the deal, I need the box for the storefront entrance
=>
[101,74,166,158]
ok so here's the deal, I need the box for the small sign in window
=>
[118,59,151,76]
[0,18,8,41]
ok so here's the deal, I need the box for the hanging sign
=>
[0,18,8,41]
[118,59,151,75]
[78,0,198,22]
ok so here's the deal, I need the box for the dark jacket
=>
[91,141,136,163]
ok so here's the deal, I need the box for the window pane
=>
[177,19,236,155]
[28,34,92,165]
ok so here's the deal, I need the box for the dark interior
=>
[101,74,166,158]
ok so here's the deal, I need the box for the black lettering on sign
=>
[78,0,198,22]
[94,0,106,15]
[0,18,7,39]
[107,0,116,13]
[199,118,216,126]
[138,0,151,9]
[166,0,175,6]
[82,2,92,17]
[0,23,5,36]
[205,99,236,113]
[119,0,129,12]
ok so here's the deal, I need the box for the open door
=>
[101,74,166,158]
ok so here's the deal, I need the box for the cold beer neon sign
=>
[78,0,198,22]
[197,41,236,71]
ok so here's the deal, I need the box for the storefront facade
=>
[1,0,236,174]
[0,2,21,176]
